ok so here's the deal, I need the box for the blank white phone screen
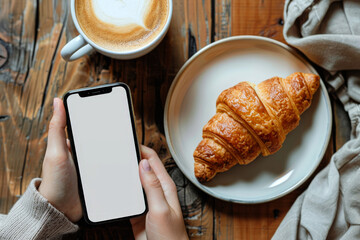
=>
[66,86,145,223]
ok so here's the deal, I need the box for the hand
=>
[38,98,82,222]
[130,146,188,240]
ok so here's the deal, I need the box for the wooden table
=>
[0,0,351,239]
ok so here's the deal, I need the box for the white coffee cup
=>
[61,0,173,61]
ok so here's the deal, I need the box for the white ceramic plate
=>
[164,36,332,203]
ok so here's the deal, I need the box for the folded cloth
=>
[272,0,360,239]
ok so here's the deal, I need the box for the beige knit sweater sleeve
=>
[0,178,79,240]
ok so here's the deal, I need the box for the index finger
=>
[140,145,158,159]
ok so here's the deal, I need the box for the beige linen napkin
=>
[272,0,360,239]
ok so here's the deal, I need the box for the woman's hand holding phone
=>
[39,98,188,239]
[38,98,83,222]
[131,146,188,240]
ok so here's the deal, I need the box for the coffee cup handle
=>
[61,35,94,61]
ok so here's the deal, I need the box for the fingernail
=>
[53,98,59,112]
[141,160,151,172]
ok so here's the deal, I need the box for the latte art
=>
[92,0,150,30]
[76,0,169,52]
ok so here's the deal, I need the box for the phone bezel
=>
[63,82,147,225]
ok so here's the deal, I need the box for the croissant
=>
[194,72,320,182]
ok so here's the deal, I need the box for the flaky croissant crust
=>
[194,72,320,182]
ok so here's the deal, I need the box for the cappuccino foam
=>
[75,0,169,52]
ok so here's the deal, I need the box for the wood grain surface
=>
[0,0,350,239]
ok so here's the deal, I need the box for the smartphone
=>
[63,83,147,224]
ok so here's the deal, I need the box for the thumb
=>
[139,159,169,212]
[47,98,68,153]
